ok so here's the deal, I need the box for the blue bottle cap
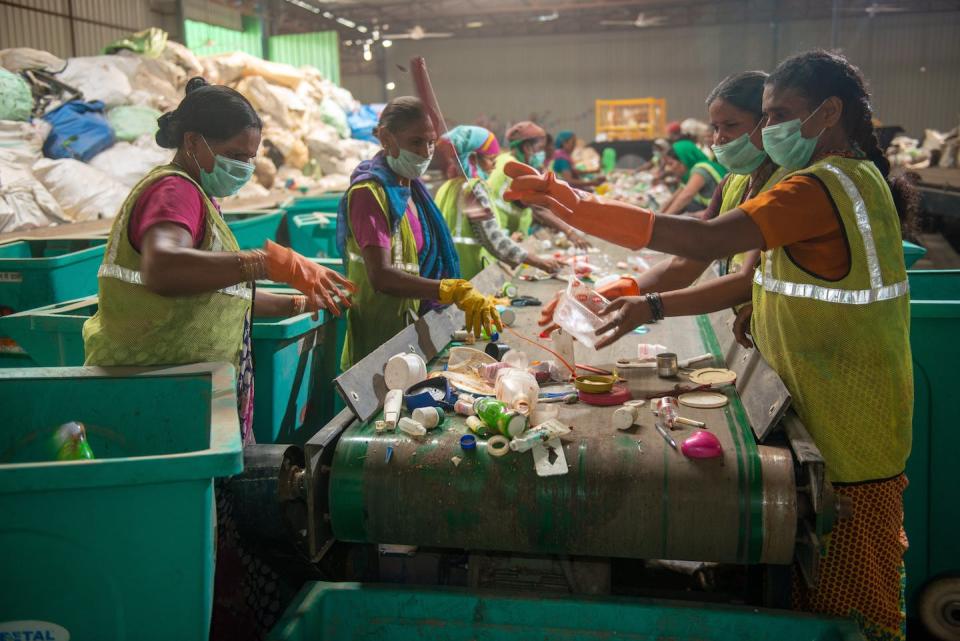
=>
[460,433,477,450]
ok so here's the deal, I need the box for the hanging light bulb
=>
[363,47,373,62]
[382,39,393,48]
[386,81,396,91]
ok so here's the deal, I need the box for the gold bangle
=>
[292,295,307,315]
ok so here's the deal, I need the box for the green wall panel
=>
[185,15,263,58]
[268,31,340,85]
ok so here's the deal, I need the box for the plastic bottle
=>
[474,397,527,438]
[412,406,444,429]
[398,417,427,437]
[655,397,680,429]
[454,394,476,416]
[495,369,540,415]
[53,421,94,461]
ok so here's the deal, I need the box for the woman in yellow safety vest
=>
[435,125,561,280]
[335,97,501,370]
[82,77,355,639]
[506,50,917,641]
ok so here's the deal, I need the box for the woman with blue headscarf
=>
[435,125,561,280]
[552,130,604,190]
[335,98,501,369]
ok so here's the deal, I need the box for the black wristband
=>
[645,293,665,321]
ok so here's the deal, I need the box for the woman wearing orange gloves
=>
[335,96,500,369]
[82,77,355,639]
[508,51,916,641]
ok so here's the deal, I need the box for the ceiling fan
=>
[843,2,909,17]
[382,24,453,40]
[600,12,668,28]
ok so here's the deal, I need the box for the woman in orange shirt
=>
[506,50,918,641]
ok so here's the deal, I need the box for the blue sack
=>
[347,103,384,143]
[42,100,116,161]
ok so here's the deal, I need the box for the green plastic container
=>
[281,192,344,216]
[902,240,927,268]
[903,269,960,612]
[269,582,864,641]
[0,294,342,444]
[288,212,340,259]
[0,364,242,640]
[224,209,285,249]
[0,238,104,315]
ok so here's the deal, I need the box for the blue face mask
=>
[192,136,254,198]
[528,150,546,170]
[386,147,432,179]
[712,121,767,175]
[761,102,826,170]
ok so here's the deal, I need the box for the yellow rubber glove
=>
[503,161,656,250]
[439,279,502,338]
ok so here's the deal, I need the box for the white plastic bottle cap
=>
[612,405,637,430]
[384,353,427,390]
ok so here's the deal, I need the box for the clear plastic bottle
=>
[495,369,540,415]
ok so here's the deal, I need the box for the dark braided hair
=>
[766,50,919,239]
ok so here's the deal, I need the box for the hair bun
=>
[155,111,181,148]
[185,76,209,95]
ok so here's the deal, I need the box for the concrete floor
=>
[912,232,960,270]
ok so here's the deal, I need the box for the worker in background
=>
[82,77,353,639]
[553,130,604,190]
[506,49,916,641]
[336,97,501,370]
[665,120,684,142]
[536,70,780,332]
[658,139,728,215]
[434,125,562,279]
[487,121,591,248]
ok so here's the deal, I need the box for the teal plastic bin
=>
[269,582,864,641]
[0,294,342,444]
[902,240,927,268]
[0,364,243,640]
[0,237,104,315]
[903,269,960,617]
[281,192,344,216]
[224,209,285,249]
[0,238,105,366]
[288,212,340,259]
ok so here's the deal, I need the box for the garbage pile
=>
[0,28,379,234]
[887,126,960,170]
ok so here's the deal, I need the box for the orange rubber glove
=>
[264,240,357,317]
[538,276,641,335]
[503,161,656,250]
[439,278,502,338]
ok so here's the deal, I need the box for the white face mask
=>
[386,147,432,179]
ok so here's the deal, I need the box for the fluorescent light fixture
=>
[357,25,368,33]
[372,30,380,39]
[466,21,483,28]
[337,17,356,28]
[322,11,333,18]
[363,47,372,61]
[382,39,393,47]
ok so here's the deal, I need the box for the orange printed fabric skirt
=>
[793,474,908,641]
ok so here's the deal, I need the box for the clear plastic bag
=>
[553,279,615,349]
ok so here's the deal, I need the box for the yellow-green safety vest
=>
[435,176,497,281]
[692,161,726,207]
[486,152,533,236]
[83,164,251,370]
[751,156,912,483]
[717,167,787,276]
[341,180,421,371]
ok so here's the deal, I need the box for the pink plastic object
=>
[681,431,723,459]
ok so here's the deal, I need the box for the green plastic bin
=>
[0,237,104,315]
[903,269,960,618]
[281,192,344,216]
[288,212,340,259]
[0,364,243,640]
[0,294,342,444]
[223,209,285,249]
[902,240,927,268]
[0,238,105,366]
[269,582,864,641]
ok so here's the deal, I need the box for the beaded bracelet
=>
[645,292,665,322]
[291,295,307,315]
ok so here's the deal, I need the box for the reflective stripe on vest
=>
[752,161,909,305]
[99,205,252,300]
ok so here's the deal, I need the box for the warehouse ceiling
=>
[267,0,960,38]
